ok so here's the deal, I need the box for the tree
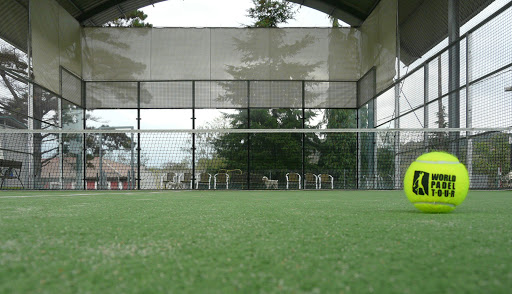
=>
[208,0,323,182]
[247,0,297,28]
[104,10,153,28]
[473,132,510,185]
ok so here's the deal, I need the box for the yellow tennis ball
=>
[404,152,469,213]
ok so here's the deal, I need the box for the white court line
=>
[0,191,165,199]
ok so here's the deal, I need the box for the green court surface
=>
[1,190,511,293]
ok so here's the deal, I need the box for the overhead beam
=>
[66,0,84,14]
[76,0,125,23]
[289,0,367,26]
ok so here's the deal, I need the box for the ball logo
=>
[412,171,429,195]
[412,170,457,197]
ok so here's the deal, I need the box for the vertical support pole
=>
[301,81,306,189]
[356,96,359,190]
[247,81,251,190]
[424,63,429,152]
[82,81,86,190]
[58,69,63,189]
[27,0,34,189]
[368,99,376,189]
[99,133,103,189]
[393,81,400,190]
[466,34,473,185]
[192,81,196,189]
[394,3,401,190]
[136,82,141,190]
[448,0,460,157]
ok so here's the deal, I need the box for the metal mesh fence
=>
[0,128,510,190]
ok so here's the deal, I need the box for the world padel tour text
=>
[430,173,456,197]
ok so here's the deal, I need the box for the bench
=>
[0,159,24,189]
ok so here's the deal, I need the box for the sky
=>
[141,0,337,28]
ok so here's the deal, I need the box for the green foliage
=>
[247,0,297,27]
[473,133,511,177]
[210,1,322,176]
[104,10,153,27]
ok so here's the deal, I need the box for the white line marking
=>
[0,192,145,199]
[416,160,460,164]
[414,202,456,207]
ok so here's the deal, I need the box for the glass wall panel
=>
[31,0,60,94]
[140,81,193,109]
[150,28,210,80]
[305,82,357,109]
[82,28,151,81]
[195,81,248,109]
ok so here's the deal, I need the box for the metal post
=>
[192,81,196,189]
[394,4,401,190]
[301,81,305,189]
[136,82,141,190]
[27,0,34,189]
[448,0,460,157]
[466,34,473,185]
[356,99,360,190]
[82,81,86,190]
[58,70,63,190]
[99,134,103,189]
[424,63,429,152]
[247,81,251,190]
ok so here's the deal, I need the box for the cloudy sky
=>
[141,0,336,27]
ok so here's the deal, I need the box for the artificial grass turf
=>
[0,190,511,293]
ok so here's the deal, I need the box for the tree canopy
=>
[247,0,297,28]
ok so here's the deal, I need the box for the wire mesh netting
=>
[0,128,510,191]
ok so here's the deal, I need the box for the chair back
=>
[305,173,316,182]
[198,173,210,182]
[183,172,192,181]
[288,173,300,182]
[167,172,176,182]
[319,174,331,182]
[216,173,228,182]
